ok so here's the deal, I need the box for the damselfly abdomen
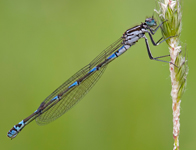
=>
[7,17,173,139]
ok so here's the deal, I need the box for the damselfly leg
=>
[144,21,178,67]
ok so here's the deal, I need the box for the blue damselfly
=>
[7,17,174,139]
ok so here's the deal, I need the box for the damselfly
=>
[7,17,174,139]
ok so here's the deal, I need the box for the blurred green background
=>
[0,0,195,149]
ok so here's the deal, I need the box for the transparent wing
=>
[36,37,123,125]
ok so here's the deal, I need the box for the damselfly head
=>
[145,17,157,27]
